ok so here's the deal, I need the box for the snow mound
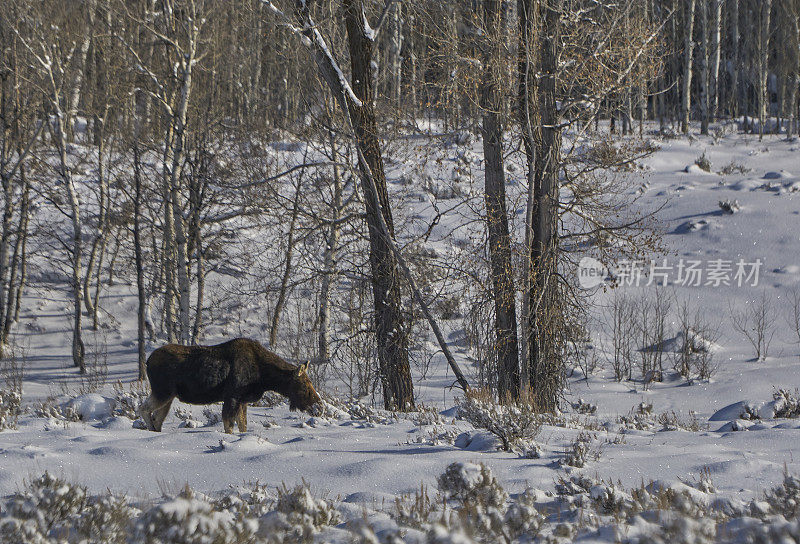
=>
[454,431,501,452]
[64,394,114,421]
[729,179,763,191]
[683,164,716,175]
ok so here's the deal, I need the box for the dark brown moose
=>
[139,338,321,433]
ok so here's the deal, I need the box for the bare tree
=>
[730,291,777,361]
[480,0,520,401]
[13,5,88,371]
[682,0,697,133]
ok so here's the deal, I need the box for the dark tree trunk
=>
[342,0,414,410]
[481,0,520,401]
[529,0,564,412]
[133,144,147,380]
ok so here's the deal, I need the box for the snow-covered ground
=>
[2,122,800,542]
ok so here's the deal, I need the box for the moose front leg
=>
[222,398,239,434]
[237,403,248,433]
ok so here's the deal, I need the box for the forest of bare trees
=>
[0,0,798,411]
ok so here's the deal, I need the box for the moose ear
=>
[297,361,309,375]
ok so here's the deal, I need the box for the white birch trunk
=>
[682,0,697,133]
[758,0,773,139]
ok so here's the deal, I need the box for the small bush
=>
[132,485,257,544]
[32,398,81,423]
[3,472,88,538]
[456,389,541,452]
[772,389,800,419]
[695,152,712,172]
[0,345,24,431]
[111,380,149,420]
[0,389,22,431]
[718,199,741,214]
[259,481,340,541]
[437,462,508,510]
[561,432,598,468]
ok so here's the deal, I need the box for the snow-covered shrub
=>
[394,485,436,530]
[561,432,597,468]
[111,380,149,420]
[589,481,634,515]
[456,389,541,452]
[694,153,712,172]
[202,407,222,426]
[1,472,88,539]
[318,394,396,425]
[657,410,704,431]
[718,199,741,214]
[437,463,507,511]
[410,405,448,427]
[772,389,800,419]
[719,160,750,175]
[1,347,23,430]
[627,513,717,544]
[504,489,544,540]
[407,426,459,447]
[259,482,340,541]
[749,517,800,544]
[215,481,275,519]
[426,524,477,544]
[174,407,201,428]
[132,485,257,544]
[74,492,139,543]
[571,398,597,415]
[33,398,81,423]
[618,402,656,431]
[0,389,22,431]
[759,473,800,519]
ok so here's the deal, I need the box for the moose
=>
[139,338,321,433]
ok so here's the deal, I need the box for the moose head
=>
[287,361,322,412]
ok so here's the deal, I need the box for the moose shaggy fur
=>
[139,338,321,433]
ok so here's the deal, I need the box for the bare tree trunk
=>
[64,0,96,140]
[682,0,697,133]
[52,104,86,372]
[388,2,403,109]
[518,0,538,386]
[4,168,29,342]
[529,0,564,412]
[700,0,710,134]
[288,0,467,403]
[133,143,147,380]
[730,0,740,118]
[757,0,773,140]
[270,175,302,348]
[481,0,520,401]
[342,0,414,409]
[710,0,723,120]
[318,129,343,365]
[785,0,800,139]
[83,132,109,328]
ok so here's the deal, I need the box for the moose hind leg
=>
[237,403,248,433]
[222,398,239,434]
